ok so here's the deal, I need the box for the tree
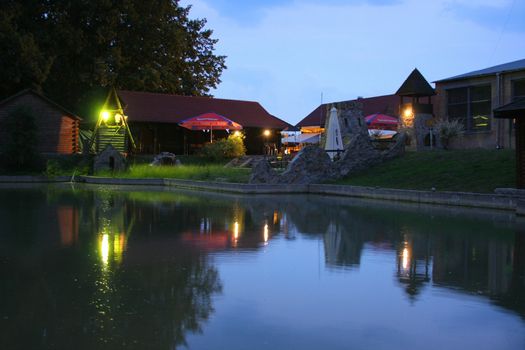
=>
[0,0,226,117]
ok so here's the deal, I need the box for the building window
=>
[447,85,491,132]
[513,79,525,100]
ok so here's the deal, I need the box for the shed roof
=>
[296,94,400,128]
[395,68,435,97]
[435,58,525,83]
[494,97,525,119]
[0,89,82,120]
[117,90,289,129]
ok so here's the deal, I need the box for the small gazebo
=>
[494,97,525,188]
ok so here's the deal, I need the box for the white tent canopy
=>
[324,107,344,160]
[281,133,320,144]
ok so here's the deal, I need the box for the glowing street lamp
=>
[402,106,414,128]
[263,129,271,156]
[100,110,110,123]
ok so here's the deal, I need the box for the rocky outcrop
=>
[150,152,180,166]
[249,133,406,185]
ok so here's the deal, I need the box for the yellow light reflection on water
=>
[402,247,410,270]
[113,233,126,263]
[233,221,239,240]
[100,234,110,266]
[263,223,269,244]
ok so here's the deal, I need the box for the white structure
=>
[324,107,344,160]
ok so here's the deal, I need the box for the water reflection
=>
[0,185,524,349]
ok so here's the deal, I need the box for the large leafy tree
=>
[0,0,226,117]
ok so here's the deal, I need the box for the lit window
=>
[447,85,491,132]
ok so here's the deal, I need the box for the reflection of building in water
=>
[432,234,513,295]
[396,232,431,301]
[323,222,363,268]
[57,206,79,246]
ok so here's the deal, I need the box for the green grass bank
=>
[110,164,251,183]
[333,149,516,193]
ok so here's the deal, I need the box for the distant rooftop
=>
[395,68,435,97]
[296,94,401,128]
[117,90,290,129]
[435,58,525,83]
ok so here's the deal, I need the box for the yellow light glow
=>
[263,129,271,137]
[273,211,279,225]
[100,110,110,122]
[403,107,413,118]
[263,224,269,243]
[234,131,241,137]
[402,247,409,270]
[100,234,110,266]
[114,113,122,124]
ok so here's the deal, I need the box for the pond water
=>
[0,184,524,350]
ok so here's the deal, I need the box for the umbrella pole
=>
[210,125,213,143]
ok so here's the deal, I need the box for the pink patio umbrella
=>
[365,113,399,131]
[179,112,242,142]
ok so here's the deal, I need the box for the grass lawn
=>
[110,164,251,183]
[333,149,516,193]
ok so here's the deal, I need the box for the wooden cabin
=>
[0,89,81,154]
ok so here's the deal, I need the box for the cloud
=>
[183,0,525,125]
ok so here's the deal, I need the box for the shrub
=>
[435,119,464,149]
[44,156,92,177]
[1,106,43,171]
[201,133,246,161]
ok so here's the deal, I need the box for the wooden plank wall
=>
[96,126,127,153]
[0,92,79,154]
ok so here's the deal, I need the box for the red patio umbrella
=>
[365,113,399,131]
[178,112,243,142]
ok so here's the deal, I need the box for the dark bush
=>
[1,106,43,172]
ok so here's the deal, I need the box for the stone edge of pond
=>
[1,175,524,214]
[0,175,73,183]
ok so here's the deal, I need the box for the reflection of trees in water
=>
[0,251,221,349]
[0,186,222,350]
[2,183,525,342]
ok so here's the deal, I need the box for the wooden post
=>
[517,119,525,189]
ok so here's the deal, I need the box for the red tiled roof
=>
[296,94,401,127]
[117,90,289,129]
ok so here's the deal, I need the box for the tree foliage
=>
[0,0,226,116]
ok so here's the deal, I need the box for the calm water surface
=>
[0,184,524,350]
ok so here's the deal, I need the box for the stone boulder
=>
[150,152,180,166]
[94,144,126,173]
[249,159,280,184]
[279,145,334,184]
